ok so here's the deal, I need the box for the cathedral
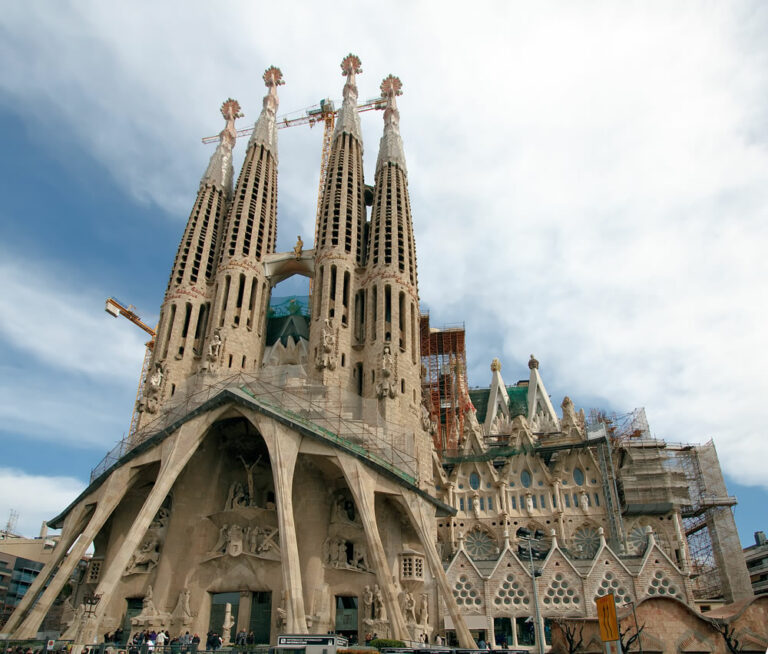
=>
[4,55,766,653]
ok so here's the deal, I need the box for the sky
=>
[0,2,766,546]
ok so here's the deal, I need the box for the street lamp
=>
[517,529,546,654]
[82,593,102,618]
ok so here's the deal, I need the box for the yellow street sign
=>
[596,593,619,642]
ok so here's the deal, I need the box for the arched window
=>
[573,467,585,486]
[521,469,532,488]
[469,472,481,490]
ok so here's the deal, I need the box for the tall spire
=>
[248,66,284,158]
[334,53,363,142]
[200,98,242,199]
[375,74,407,176]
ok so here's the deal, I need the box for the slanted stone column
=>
[337,455,408,641]
[8,506,90,636]
[400,494,475,648]
[13,469,132,639]
[258,419,307,634]
[79,415,212,645]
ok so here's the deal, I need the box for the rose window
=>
[627,526,649,555]
[465,529,496,559]
[572,526,601,559]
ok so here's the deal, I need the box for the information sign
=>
[596,593,619,642]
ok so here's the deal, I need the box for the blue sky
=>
[1,2,766,546]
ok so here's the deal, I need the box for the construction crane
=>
[105,297,157,436]
[202,96,386,234]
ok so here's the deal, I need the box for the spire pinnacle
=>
[335,54,363,141]
[375,74,407,176]
[219,98,243,148]
[249,66,284,156]
[201,98,242,196]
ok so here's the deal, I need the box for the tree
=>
[618,620,645,653]
[709,619,742,654]
[553,618,584,654]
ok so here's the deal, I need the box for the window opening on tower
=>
[178,302,193,358]
[247,278,258,329]
[234,274,245,326]
[315,266,324,321]
[193,303,209,355]
[220,276,231,327]
[371,284,378,340]
[354,289,365,343]
[399,291,406,351]
[161,304,176,360]
[342,271,350,326]
[329,265,337,319]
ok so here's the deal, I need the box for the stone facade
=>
[2,55,764,651]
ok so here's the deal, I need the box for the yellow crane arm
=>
[105,297,156,347]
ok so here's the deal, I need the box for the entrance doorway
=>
[122,598,143,643]
[209,592,240,643]
[249,591,272,645]
[334,596,358,643]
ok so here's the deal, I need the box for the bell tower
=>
[205,67,284,375]
[362,75,421,421]
[138,98,241,421]
[309,54,367,393]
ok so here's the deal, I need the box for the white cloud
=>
[0,0,767,495]
[0,254,148,382]
[0,468,85,538]
[0,364,135,448]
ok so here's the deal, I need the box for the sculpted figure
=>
[293,235,304,260]
[373,584,386,621]
[337,540,348,567]
[226,523,245,556]
[208,329,222,361]
[276,592,287,629]
[142,586,157,615]
[316,318,337,370]
[212,524,228,554]
[221,603,235,646]
[418,594,429,625]
[525,493,534,513]
[376,345,397,399]
[231,483,248,509]
[420,404,436,434]
[125,533,161,574]
[248,526,261,553]
[149,363,163,389]
[580,491,589,512]
[403,591,416,624]
[363,585,374,619]
[353,543,369,570]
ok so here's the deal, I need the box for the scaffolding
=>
[90,368,419,488]
[420,314,467,454]
[670,442,736,600]
[588,407,651,440]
